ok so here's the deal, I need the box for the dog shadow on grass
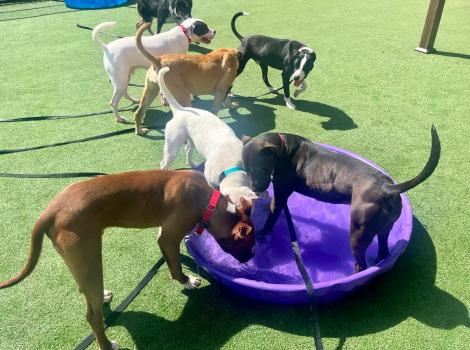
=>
[189,43,213,55]
[233,94,357,131]
[109,217,469,350]
[140,96,276,139]
[187,97,277,137]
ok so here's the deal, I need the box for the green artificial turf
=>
[0,0,469,349]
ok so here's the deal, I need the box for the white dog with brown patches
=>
[92,18,215,123]
[157,66,256,205]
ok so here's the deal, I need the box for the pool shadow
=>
[234,94,357,131]
[319,217,470,348]
[108,217,468,349]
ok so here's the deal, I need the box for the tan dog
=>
[134,22,240,135]
[0,170,254,350]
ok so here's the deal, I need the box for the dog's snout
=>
[213,30,217,35]
[293,75,300,81]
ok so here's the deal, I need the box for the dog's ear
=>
[259,141,278,155]
[242,135,251,144]
[234,222,253,239]
[237,197,252,216]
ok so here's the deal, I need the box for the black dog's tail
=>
[388,125,440,194]
[231,11,249,41]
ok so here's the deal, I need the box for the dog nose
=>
[213,30,217,35]
[293,76,300,81]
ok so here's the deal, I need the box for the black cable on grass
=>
[0,3,62,14]
[0,105,135,123]
[0,8,77,22]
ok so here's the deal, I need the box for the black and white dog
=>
[231,12,316,110]
[137,0,192,34]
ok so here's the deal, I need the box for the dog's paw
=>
[293,90,301,98]
[285,98,297,110]
[136,128,150,136]
[116,115,127,123]
[182,275,201,289]
[103,290,113,303]
[110,340,120,350]
[226,101,240,110]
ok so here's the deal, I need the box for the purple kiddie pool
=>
[185,143,413,304]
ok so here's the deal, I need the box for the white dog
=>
[157,67,256,205]
[92,18,215,123]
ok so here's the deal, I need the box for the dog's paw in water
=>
[182,275,202,289]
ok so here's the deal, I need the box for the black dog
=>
[231,11,316,110]
[242,127,440,272]
[137,0,192,34]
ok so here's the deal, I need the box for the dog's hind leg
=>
[134,80,160,135]
[110,88,126,123]
[376,225,392,263]
[56,229,117,350]
[156,11,169,34]
[260,63,275,92]
[185,139,196,168]
[349,203,381,272]
[160,121,187,169]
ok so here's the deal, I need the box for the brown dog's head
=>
[215,197,255,263]
[180,18,216,44]
[242,134,280,193]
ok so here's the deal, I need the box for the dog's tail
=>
[387,125,440,194]
[157,67,185,113]
[231,11,249,41]
[0,211,53,289]
[135,22,162,70]
[92,22,116,51]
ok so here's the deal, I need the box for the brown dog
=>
[134,22,240,135]
[0,170,254,350]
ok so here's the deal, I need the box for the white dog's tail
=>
[92,22,116,51]
[157,67,185,113]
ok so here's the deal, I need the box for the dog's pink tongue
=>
[294,79,303,87]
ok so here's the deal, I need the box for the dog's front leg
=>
[157,229,201,289]
[282,71,296,110]
[257,194,289,240]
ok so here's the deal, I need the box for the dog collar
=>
[218,166,246,183]
[179,25,191,43]
[194,190,221,235]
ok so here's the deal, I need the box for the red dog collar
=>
[194,190,221,235]
[179,25,191,43]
